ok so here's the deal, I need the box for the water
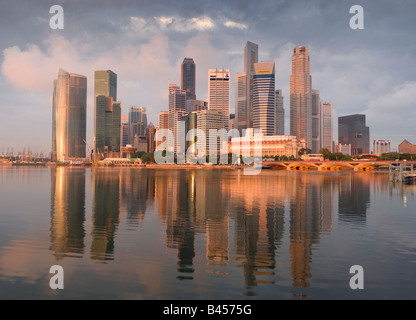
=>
[0,166,415,299]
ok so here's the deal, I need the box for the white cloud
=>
[224,21,248,30]
[153,15,214,32]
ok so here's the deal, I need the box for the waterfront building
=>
[252,62,275,136]
[230,130,306,158]
[52,68,87,162]
[275,89,284,135]
[244,41,259,128]
[181,58,196,101]
[128,106,147,145]
[334,141,352,156]
[156,111,169,150]
[146,123,156,153]
[182,111,198,156]
[398,140,416,154]
[311,89,320,153]
[208,68,231,130]
[235,72,247,134]
[121,115,129,147]
[168,84,186,154]
[320,101,333,152]
[372,140,390,155]
[196,110,228,159]
[290,46,312,150]
[338,114,370,156]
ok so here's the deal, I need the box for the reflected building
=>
[52,68,87,162]
[289,174,333,288]
[50,167,86,260]
[91,169,120,261]
[338,173,370,226]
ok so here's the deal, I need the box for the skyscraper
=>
[168,84,186,153]
[128,106,147,144]
[120,115,129,148]
[320,101,333,152]
[94,70,120,159]
[235,72,247,134]
[311,89,320,153]
[156,111,169,150]
[290,46,312,150]
[146,123,156,153]
[338,114,370,156]
[208,68,230,129]
[252,62,275,136]
[196,110,228,159]
[181,58,196,101]
[275,89,285,135]
[244,41,258,128]
[52,68,87,162]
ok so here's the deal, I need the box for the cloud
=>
[154,15,214,32]
[224,21,248,30]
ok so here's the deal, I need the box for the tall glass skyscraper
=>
[168,84,186,153]
[128,106,147,144]
[235,72,247,134]
[94,70,120,158]
[252,62,275,136]
[338,114,370,156]
[52,68,87,162]
[181,58,196,101]
[311,89,320,153]
[290,46,312,150]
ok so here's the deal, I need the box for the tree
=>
[298,148,312,157]
[318,148,331,160]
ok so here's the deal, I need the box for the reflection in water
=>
[50,167,85,259]
[91,169,120,261]
[338,173,370,226]
[47,168,379,293]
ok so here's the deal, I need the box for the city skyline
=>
[1,0,416,153]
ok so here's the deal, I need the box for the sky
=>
[1,0,415,154]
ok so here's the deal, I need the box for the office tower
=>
[156,111,169,149]
[208,68,230,129]
[311,89,320,153]
[182,112,198,156]
[186,99,208,113]
[235,72,247,134]
[290,46,312,150]
[338,114,370,156]
[320,101,333,152]
[128,106,147,144]
[94,96,121,158]
[196,110,228,158]
[94,70,117,101]
[275,89,284,135]
[168,84,186,154]
[373,140,390,154]
[52,68,87,162]
[252,62,275,136]
[120,115,129,147]
[181,58,196,101]
[94,70,119,159]
[244,41,259,128]
[146,122,156,153]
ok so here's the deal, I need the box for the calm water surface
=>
[0,166,415,299]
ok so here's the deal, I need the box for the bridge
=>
[265,160,416,171]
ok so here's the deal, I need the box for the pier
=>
[389,163,416,183]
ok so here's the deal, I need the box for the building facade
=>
[168,84,186,154]
[373,140,390,155]
[290,46,312,150]
[311,89,320,153]
[320,101,333,152]
[252,62,275,136]
[208,68,230,130]
[52,68,87,162]
[338,114,370,156]
[181,58,196,101]
[196,110,228,158]
[398,140,416,154]
[244,41,258,128]
[275,89,284,135]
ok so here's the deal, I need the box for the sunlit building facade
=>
[52,68,87,162]
[208,68,230,130]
